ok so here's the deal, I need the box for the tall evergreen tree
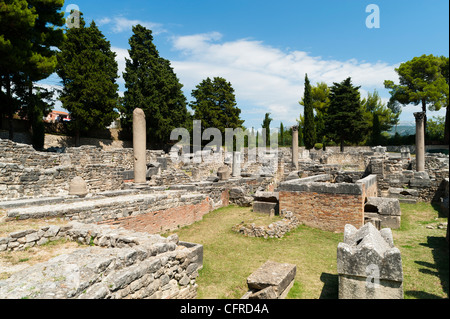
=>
[324,77,368,152]
[56,16,119,146]
[22,0,64,149]
[190,77,244,137]
[0,0,37,139]
[279,122,285,146]
[302,74,316,149]
[261,112,272,146]
[121,25,189,147]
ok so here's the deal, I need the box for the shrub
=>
[314,143,323,150]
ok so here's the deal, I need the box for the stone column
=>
[133,108,147,183]
[291,125,299,170]
[414,112,425,172]
[232,151,241,177]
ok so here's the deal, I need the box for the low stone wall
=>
[0,222,202,299]
[369,154,449,202]
[232,210,300,239]
[5,191,214,235]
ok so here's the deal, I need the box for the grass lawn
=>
[165,203,449,299]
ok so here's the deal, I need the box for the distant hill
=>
[387,124,415,136]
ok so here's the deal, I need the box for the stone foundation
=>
[0,222,202,299]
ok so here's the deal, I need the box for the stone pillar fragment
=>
[232,151,241,177]
[414,112,425,172]
[133,108,147,183]
[291,125,299,170]
[400,146,411,161]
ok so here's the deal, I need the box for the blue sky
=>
[44,0,449,130]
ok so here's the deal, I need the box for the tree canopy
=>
[324,77,368,152]
[190,77,244,136]
[121,24,190,147]
[0,0,64,144]
[384,54,449,138]
[56,16,119,146]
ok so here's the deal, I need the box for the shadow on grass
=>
[405,236,449,299]
[431,202,448,219]
[319,273,338,299]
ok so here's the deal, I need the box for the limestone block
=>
[246,261,296,298]
[68,176,87,197]
[365,197,401,216]
[252,201,278,214]
[217,165,230,180]
[253,191,279,203]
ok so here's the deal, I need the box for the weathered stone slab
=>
[247,260,296,298]
[253,191,279,203]
[252,201,278,215]
[365,197,401,216]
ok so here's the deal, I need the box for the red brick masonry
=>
[278,174,377,233]
[279,191,364,233]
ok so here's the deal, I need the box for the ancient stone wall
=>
[0,222,202,299]
[5,191,214,234]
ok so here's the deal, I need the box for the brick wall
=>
[278,175,368,233]
[99,197,213,234]
[279,191,364,233]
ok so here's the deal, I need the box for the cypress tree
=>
[56,16,119,146]
[261,113,272,147]
[121,25,189,147]
[302,74,316,149]
[279,122,285,146]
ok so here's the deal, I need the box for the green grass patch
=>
[165,203,449,299]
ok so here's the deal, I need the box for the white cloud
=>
[111,46,130,83]
[99,16,166,34]
[170,32,402,128]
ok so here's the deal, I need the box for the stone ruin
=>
[337,223,403,299]
[0,222,202,299]
[0,117,448,299]
[232,210,300,239]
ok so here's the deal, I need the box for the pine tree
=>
[324,77,368,152]
[0,0,37,139]
[302,74,316,149]
[23,0,64,149]
[56,16,119,146]
[190,77,244,137]
[121,25,189,147]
